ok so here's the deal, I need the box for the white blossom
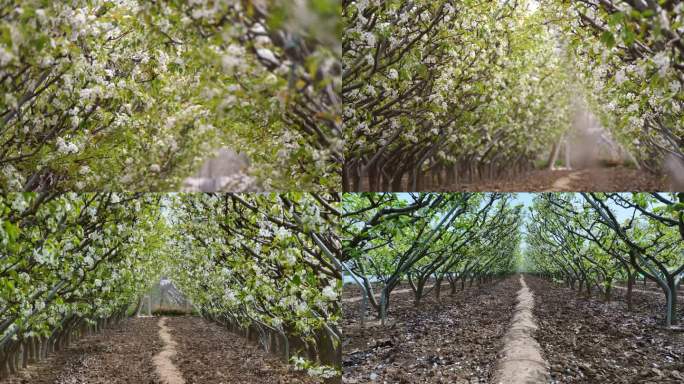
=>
[669,81,681,93]
[652,52,669,76]
[0,47,14,66]
[322,285,337,300]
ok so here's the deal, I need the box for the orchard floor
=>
[342,276,519,383]
[342,275,684,384]
[526,276,684,383]
[167,316,317,384]
[438,166,669,192]
[1,316,318,384]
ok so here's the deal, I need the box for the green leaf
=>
[622,28,636,46]
[601,31,616,48]
[3,221,19,241]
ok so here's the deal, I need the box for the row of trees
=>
[0,193,166,377]
[343,0,571,190]
[0,0,340,191]
[343,0,684,191]
[527,193,684,327]
[544,0,683,173]
[1,193,344,382]
[341,192,522,325]
[168,193,343,381]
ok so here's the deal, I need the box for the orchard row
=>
[0,193,341,379]
[343,0,683,190]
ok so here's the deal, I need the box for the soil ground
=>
[526,276,684,383]
[342,276,518,383]
[437,167,669,192]
[1,317,162,384]
[1,316,319,384]
[342,278,451,301]
[167,316,318,384]
[343,275,684,384]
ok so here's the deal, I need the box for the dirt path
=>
[545,170,587,192]
[439,166,669,191]
[492,275,549,383]
[167,316,319,384]
[153,317,185,384]
[1,316,321,384]
[343,276,518,383]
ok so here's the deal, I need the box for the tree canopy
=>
[0,0,341,191]
[342,0,683,190]
[341,192,522,321]
[0,192,343,379]
[527,192,684,326]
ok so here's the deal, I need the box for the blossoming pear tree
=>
[168,192,342,380]
[0,192,167,377]
[343,1,571,190]
[1,192,344,381]
[343,0,683,191]
[540,0,683,174]
[0,0,340,191]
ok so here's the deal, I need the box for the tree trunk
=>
[586,280,592,297]
[8,345,18,375]
[0,350,8,379]
[666,278,678,326]
[342,163,350,192]
[627,272,634,311]
[379,287,389,326]
[368,164,379,192]
[413,282,424,307]
[604,277,612,302]
[351,166,361,192]
[21,342,28,369]
[134,295,144,316]
[548,138,561,169]
[391,171,403,191]
[359,290,367,331]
